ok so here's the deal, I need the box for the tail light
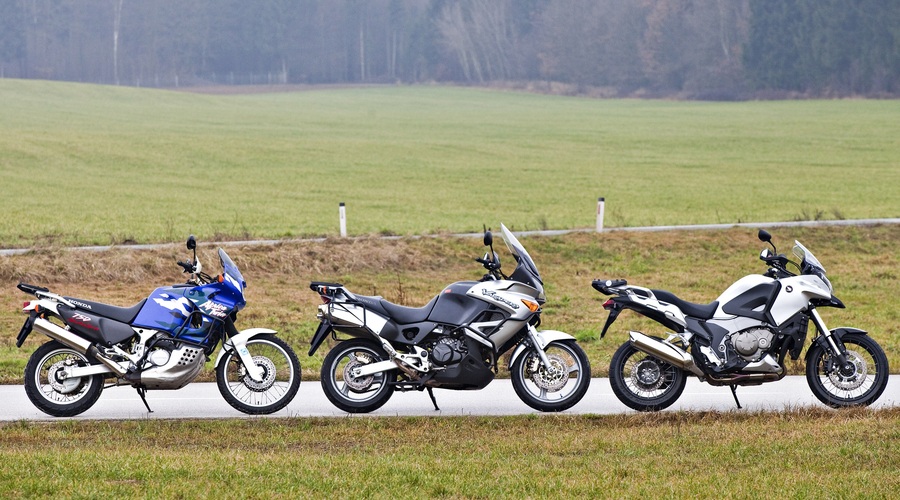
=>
[602,298,615,310]
[320,295,331,304]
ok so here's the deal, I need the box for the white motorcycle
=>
[308,224,590,413]
[592,229,889,411]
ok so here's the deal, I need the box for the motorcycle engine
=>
[427,336,467,366]
[730,328,775,361]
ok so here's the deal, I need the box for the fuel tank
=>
[131,284,234,344]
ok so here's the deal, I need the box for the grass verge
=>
[1,225,897,383]
[1,408,898,497]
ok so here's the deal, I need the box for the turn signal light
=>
[521,299,540,312]
[218,274,224,283]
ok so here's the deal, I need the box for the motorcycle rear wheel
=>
[321,339,395,413]
[24,341,104,417]
[511,340,591,412]
[216,334,301,415]
[806,333,889,408]
[609,339,686,412]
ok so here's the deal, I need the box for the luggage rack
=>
[310,281,371,329]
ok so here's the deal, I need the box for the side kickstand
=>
[426,387,440,411]
[729,384,742,409]
[136,386,153,413]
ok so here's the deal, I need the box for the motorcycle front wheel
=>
[806,332,889,408]
[511,340,591,412]
[24,340,104,417]
[216,334,301,415]
[321,339,395,413]
[609,339,686,412]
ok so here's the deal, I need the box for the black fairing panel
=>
[686,317,729,350]
[427,281,491,325]
[618,298,685,333]
[379,320,438,346]
[59,306,135,346]
[509,266,540,294]
[63,297,147,324]
[430,337,495,389]
[721,282,781,322]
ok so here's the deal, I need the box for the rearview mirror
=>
[757,229,771,243]
[483,230,493,247]
[186,235,197,250]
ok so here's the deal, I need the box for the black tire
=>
[609,339,686,412]
[24,341,104,417]
[806,333,889,408]
[216,334,301,415]
[320,339,395,413]
[511,340,591,412]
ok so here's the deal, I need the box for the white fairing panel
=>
[317,303,388,334]
[768,274,831,325]
[628,286,687,328]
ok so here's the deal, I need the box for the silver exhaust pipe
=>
[32,317,126,377]
[629,330,704,377]
[33,317,92,353]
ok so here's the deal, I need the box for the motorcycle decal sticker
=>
[70,299,92,310]
[481,289,519,309]
[69,312,99,331]
[153,294,193,316]
[200,301,229,318]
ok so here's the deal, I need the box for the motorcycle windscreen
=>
[500,224,544,298]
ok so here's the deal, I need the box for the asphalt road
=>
[2,375,897,421]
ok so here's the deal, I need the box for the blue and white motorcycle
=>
[15,236,300,417]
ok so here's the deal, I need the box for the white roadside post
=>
[339,202,347,238]
[596,197,605,233]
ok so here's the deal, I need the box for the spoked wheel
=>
[321,339,395,413]
[806,333,889,408]
[511,340,591,412]
[609,340,686,412]
[216,334,301,415]
[24,341,104,417]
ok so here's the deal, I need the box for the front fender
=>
[509,329,575,368]
[214,327,277,382]
[805,326,868,363]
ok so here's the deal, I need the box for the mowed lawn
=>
[0,79,898,248]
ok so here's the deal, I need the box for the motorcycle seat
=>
[63,297,147,324]
[379,295,440,324]
[651,290,719,320]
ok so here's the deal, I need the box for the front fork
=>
[526,324,554,368]
[809,309,850,367]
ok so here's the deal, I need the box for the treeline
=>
[0,0,897,98]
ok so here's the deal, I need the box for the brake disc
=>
[529,353,568,392]
[242,356,277,392]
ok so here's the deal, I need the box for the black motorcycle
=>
[308,224,590,413]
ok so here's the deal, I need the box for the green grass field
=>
[1,79,898,248]
[2,409,899,497]
[2,80,898,497]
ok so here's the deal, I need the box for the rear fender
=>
[308,320,333,356]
